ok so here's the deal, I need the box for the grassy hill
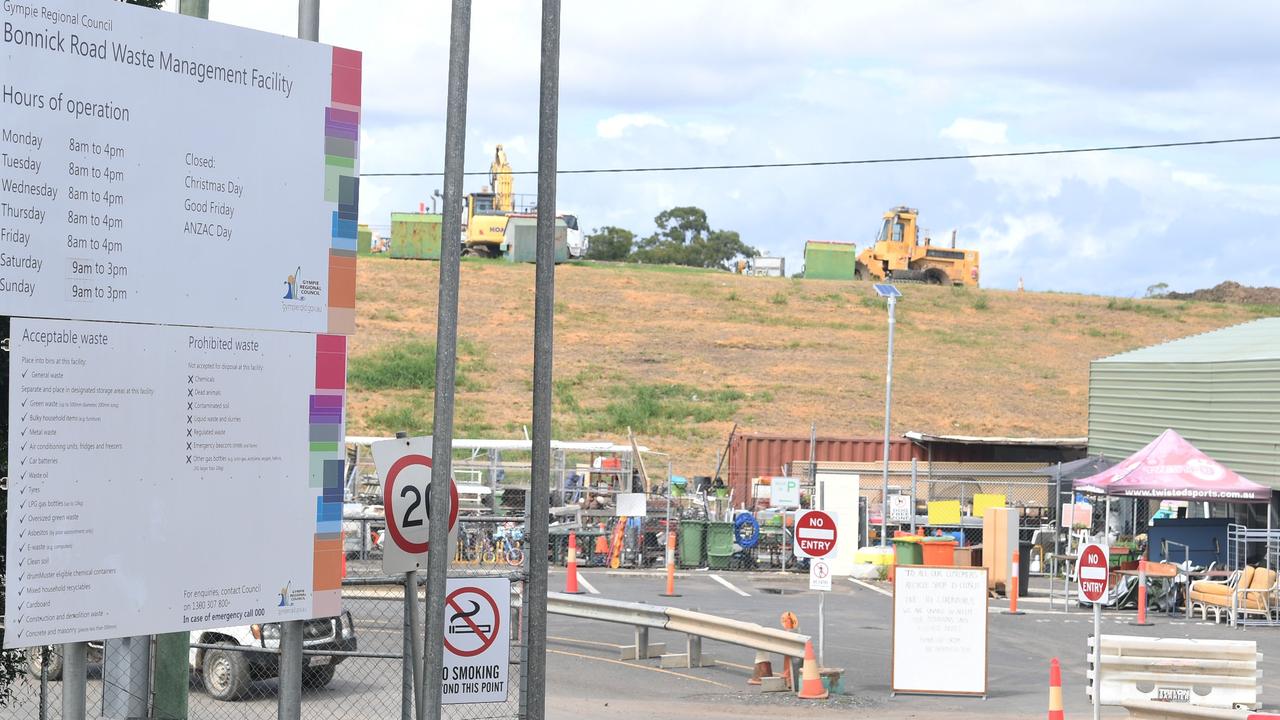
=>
[348,256,1273,473]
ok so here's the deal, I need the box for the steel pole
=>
[423,3,472,719]
[177,0,208,17]
[910,458,918,535]
[277,9,322,720]
[297,0,319,41]
[880,295,896,546]
[402,571,416,720]
[63,643,86,720]
[527,3,561,718]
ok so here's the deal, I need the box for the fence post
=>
[910,459,918,535]
[278,621,304,720]
[403,570,417,720]
[63,642,87,720]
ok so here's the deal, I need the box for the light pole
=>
[873,283,902,546]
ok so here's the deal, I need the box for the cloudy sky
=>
[202,1,1280,295]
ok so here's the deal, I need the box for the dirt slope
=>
[349,257,1271,473]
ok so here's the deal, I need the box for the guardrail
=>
[1088,635,1262,711]
[547,591,810,671]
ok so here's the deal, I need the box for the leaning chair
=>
[1189,566,1248,623]
[1233,567,1279,628]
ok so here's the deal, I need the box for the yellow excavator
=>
[462,145,515,257]
[855,206,980,287]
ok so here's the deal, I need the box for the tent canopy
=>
[1074,429,1271,503]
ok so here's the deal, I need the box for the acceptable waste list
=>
[6,317,317,646]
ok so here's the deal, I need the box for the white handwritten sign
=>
[892,566,988,696]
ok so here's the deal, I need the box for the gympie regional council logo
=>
[281,265,323,310]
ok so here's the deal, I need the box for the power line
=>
[361,134,1280,178]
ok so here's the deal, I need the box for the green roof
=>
[1096,317,1280,364]
[805,241,856,253]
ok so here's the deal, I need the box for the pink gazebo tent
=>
[1075,429,1273,567]
[1074,429,1270,503]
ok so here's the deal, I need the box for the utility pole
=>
[423,2,472,719]
[873,284,902,546]
[527,2,562,719]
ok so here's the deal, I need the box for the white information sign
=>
[892,566,988,696]
[4,317,346,647]
[443,576,511,704]
[615,492,647,517]
[769,477,801,508]
[888,494,912,522]
[0,0,361,334]
[809,559,832,592]
[371,437,459,574]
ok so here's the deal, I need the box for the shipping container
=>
[357,223,373,253]
[803,240,857,280]
[390,212,444,260]
[504,215,569,263]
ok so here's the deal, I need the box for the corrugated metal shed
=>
[1089,318,1280,489]
[726,435,921,501]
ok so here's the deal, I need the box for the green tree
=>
[1145,282,1170,298]
[127,0,166,7]
[584,226,634,261]
[630,206,756,270]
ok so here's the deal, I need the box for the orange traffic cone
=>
[660,530,680,597]
[796,640,828,700]
[1048,657,1063,720]
[565,532,584,594]
[747,650,774,686]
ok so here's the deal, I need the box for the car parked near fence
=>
[25,613,358,701]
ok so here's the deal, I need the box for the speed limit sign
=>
[372,436,460,573]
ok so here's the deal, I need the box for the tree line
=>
[584,206,757,270]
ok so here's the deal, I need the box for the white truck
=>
[25,613,358,701]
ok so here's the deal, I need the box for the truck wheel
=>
[203,643,252,701]
[303,665,336,689]
[27,647,63,681]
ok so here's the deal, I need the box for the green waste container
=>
[706,522,736,570]
[892,536,923,566]
[679,521,706,568]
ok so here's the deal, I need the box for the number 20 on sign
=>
[371,436,460,574]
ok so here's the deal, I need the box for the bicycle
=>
[482,524,525,566]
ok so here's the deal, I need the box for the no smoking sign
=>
[443,577,510,704]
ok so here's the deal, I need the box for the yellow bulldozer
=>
[855,206,980,287]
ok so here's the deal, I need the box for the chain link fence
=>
[1,517,528,720]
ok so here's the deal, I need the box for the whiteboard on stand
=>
[892,566,988,697]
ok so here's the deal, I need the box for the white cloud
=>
[940,118,1009,146]
[596,113,668,139]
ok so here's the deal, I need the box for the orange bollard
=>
[1048,657,1063,720]
[1130,558,1153,626]
[796,640,828,700]
[660,530,680,597]
[779,612,799,690]
[565,532,585,594]
[1003,551,1024,615]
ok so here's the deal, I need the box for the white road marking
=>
[847,577,893,598]
[575,571,600,595]
[709,573,750,597]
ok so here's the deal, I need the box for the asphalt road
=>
[5,571,1280,719]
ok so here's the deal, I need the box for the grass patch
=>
[573,383,745,435]
[348,340,487,391]
[725,290,741,302]
[1245,304,1280,317]
[371,308,403,322]
[769,292,789,305]
[972,294,990,311]
[859,296,884,310]
[1106,297,1176,318]
[367,397,432,435]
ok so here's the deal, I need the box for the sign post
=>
[1077,542,1110,720]
[795,510,838,668]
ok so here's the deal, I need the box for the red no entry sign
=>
[444,586,501,658]
[793,510,838,558]
[1077,542,1110,604]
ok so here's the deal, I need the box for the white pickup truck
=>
[26,613,358,701]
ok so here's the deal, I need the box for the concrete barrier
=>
[1089,635,1262,710]
[1123,699,1253,719]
